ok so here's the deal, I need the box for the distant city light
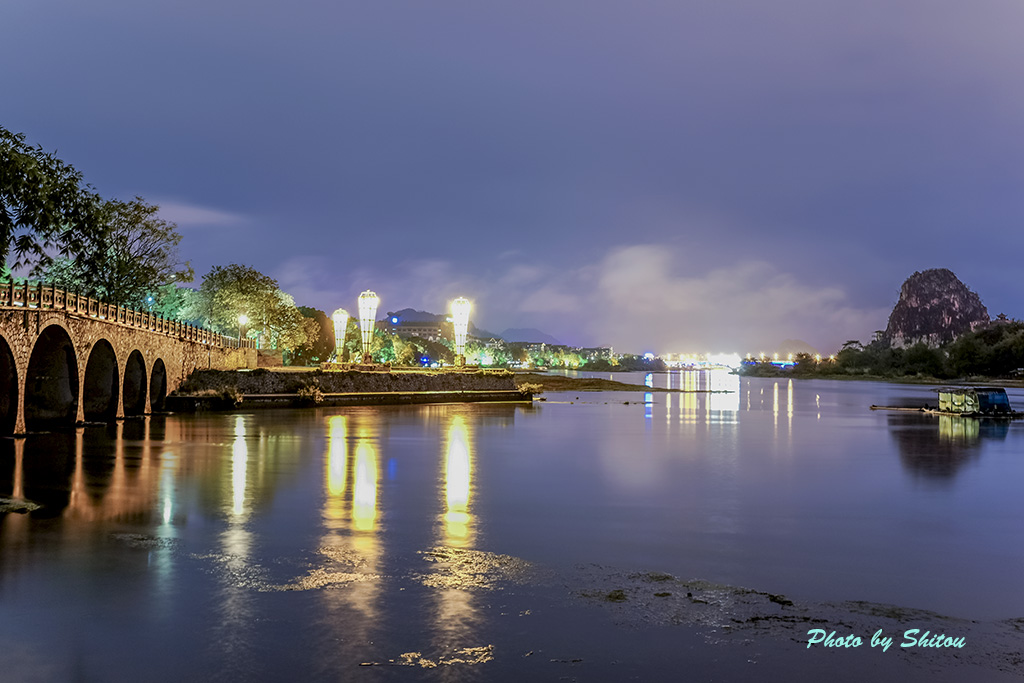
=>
[708,353,742,368]
[358,291,379,364]
[331,308,349,362]
[643,352,655,360]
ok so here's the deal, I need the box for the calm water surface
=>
[2,372,1022,681]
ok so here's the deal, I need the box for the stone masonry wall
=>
[0,308,256,433]
[178,368,516,395]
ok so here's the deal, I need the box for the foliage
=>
[290,307,334,366]
[586,354,665,372]
[517,382,544,396]
[402,335,454,366]
[152,283,203,323]
[191,263,316,356]
[40,196,192,307]
[945,321,1024,377]
[296,383,324,405]
[740,320,1024,380]
[0,126,103,273]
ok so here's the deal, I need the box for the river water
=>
[1,371,1023,681]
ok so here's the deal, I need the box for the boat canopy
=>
[936,387,1012,415]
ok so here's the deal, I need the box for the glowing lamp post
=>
[358,291,379,364]
[451,297,471,366]
[331,308,349,363]
[238,314,249,345]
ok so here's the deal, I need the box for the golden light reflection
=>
[352,430,379,532]
[327,417,348,497]
[430,412,484,671]
[443,415,474,546]
[307,413,382,642]
[680,370,699,424]
[787,379,794,431]
[773,381,779,430]
[324,416,349,527]
[161,468,174,526]
[939,415,980,443]
[231,415,248,517]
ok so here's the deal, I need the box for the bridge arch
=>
[83,339,119,422]
[0,335,17,435]
[150,358,168,412]
[122,350,147,417]
[25,324,80,430]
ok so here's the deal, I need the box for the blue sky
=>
[4,0,1022,353]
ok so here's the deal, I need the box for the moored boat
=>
[871,386,1023,418]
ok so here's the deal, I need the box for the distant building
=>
[378,316,448,341]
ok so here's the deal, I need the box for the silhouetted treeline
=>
[585,355,667,372]
[741,321,1024,380]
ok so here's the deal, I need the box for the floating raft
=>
[871,386,1023,418]
[870,405,1024,418]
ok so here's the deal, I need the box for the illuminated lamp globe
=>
[450,297,472,366]
[331,308,349,363]
[358,291,379,364]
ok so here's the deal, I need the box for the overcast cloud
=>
[3,0,1022,353]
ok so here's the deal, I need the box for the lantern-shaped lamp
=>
[358,291,379,364]
[451,297,471,366]
[331,308,349,363]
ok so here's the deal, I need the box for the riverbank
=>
[169,368,717,411]
[169,367,530,410]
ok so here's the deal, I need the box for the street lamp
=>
[451,297,471,366]
[331,308,349,363]
[238,314,249,345]
[358,291,379,364]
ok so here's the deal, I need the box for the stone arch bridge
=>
[0,283,256,435]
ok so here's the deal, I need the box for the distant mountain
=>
[500,328,562,345]
[883,269,989,348]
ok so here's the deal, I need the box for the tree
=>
[186,264,303,352]
[152,283,203,323]
[1,126,104,274]
[195,264,279,334]
[41,196,193,306]
[191,264,316,356]
[290,307,334,366]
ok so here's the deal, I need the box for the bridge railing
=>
[0,281,258,349]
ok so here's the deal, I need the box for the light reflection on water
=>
[1,378,1024,679]
[443,415,473,546]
